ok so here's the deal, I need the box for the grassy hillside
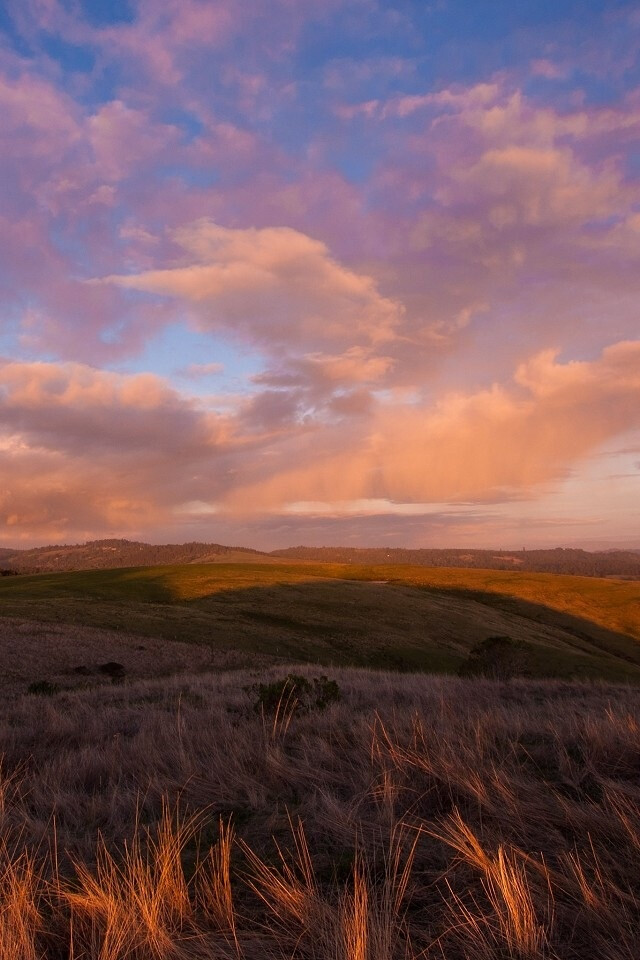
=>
[1,565,640,955]
[1,561,639,683]
[0,537,269,572]
[373,564,640,647]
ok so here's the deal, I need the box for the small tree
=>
[458,635,530,681]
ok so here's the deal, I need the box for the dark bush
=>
[27,679,60,696]
[252,673,340,715]
[98,661,126,682]
[458,635,531,681]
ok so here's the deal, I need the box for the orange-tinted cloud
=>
[100,220,403,352]
[222,340,640,511]
[0,361,232,539]
[3,342,637,544]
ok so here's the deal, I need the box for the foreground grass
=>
[0,666,639,958]
[1,561,640,680]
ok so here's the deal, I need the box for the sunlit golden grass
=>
[0,666,639,957]
[65,802,199,959]
[1,561,639,681]
[2,561,638,637]
[0,841,43,960]
[387,565,640,643]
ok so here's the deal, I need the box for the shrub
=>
[252,673,340,715]
[98,661,126,683]
[27,679,59,696]
[458,635,531,681]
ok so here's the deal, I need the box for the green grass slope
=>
[1,562,639,681]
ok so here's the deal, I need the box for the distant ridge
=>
[0,538,267,573]
[271,545,640,579]
[2,539,640,578]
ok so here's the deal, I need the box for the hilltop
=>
[2,538,640,577]
[0,537,268,573]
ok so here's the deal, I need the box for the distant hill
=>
[2,539,640,578]
[271,546,640,578]
[0,538,268,573]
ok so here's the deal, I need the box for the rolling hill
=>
[0,538,268,573]
[1,561,639,685]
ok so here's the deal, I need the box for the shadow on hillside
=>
[412,581,640,667]
[1,569,639,682]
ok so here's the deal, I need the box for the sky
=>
[0,0,639,551]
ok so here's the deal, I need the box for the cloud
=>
[2,7,640,550]
[0,63,188,361]
[372,82,636,248]
[444,144,619,229]
[0,67,81,164]
[100,220,404,352]
[0,361,234,540]
[221,340,640,512]
[2,342,637,544]
[179,362,225,379]
[530,59,566,80]
[88,100,181,182]
[253,348,395,395]
[0,360,228,455]
[335,77,640,385]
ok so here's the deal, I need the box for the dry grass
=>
[0,617,278,697]
[0,666,639,957]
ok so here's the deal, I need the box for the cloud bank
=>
[1,341,638,543]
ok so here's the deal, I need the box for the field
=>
[1,561,640,686]
[1,666,640,958]
[1,561,640,958]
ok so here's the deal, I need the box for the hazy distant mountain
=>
[0,539,267,573]
[271,546,640,578]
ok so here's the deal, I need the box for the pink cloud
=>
[88,100,181,182]
[330,78,640,388]
[0,61,197,359]
[1,340,638,545]
[530,59,566,80]
[0,360,227,451]
[221,340,640,512]
[443,143,621,229]
[2,16,640,551]
[100,220,404,352]
[0,69,80,161]
[299,348,395,384]
[0,360,234,540]
[179,362,225,379]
